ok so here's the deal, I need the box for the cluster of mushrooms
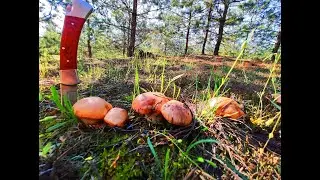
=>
[73,97,129,128]
[72,92,245,129]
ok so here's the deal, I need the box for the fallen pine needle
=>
[110,151,121,168]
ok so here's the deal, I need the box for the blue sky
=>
[39,0,65,36]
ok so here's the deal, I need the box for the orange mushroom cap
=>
[104,107,129,128]
[132,92,171,115]
[154,95,171,114]
[209,97,244,120]
[73,97,113,125]
[160,100,193,126]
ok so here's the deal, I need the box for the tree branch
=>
[137,6,171,16]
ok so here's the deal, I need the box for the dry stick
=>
[207,141,251,178]
[206,122,252,172]
[211,156,242,180]
[39,168,53,176]
[199,174,207,180]
[50,136,90,178]
[54,136,90,163]
[128,145,148,153]
[220,142,235,166]
[211,135,248,170]
[183,168,197,180]
[195,169,216,180]
[206,123,274,178]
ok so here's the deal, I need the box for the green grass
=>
[164,148,171,180]
[133,61,140,98]
[39,32,281,179]
[186,138,219,154]
[147,137,161,170]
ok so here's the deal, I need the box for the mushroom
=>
[160,100,193,126]
[208,97,245,120]
[132,92,171,122]
[104,107,129,128]
[73,96,113,127]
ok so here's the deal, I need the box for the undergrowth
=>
[39,30,281,179]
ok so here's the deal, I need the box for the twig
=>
[128,145,148,153]
[195,169,216,180]
[211,156,242,180]
[54,136,90,163]
[183,168,197,180]
[39,168,53,176]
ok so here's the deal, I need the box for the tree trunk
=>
[128,0,138,57]
[127,12,131,57]
[202,1,213,55]
[271,30,281,61]
[214,2,229,56]
[86,19,92,58]
[122,24,126,57]
[184,11,192,55]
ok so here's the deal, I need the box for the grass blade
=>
[160,62,166,93]
[223,156,249,180]
[197,157,217,168]
[140,87,149,93]
[134,62,140,97]
[39,116,57,122]
[39,93,43,101]
[170,73,185,82]
[164,148,170,180]
[50,86,66,113]
[46,122,67,132]
[62,95,77,120]
[173,83,176,99]
[269,98,281,111]
[147,137,161,169]
[186,139,219,153]
[163,73,184,94]
[41,142,52,157]
[205,159,217,168]
[175,87,181,99]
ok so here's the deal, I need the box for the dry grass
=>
[39,55,281,180]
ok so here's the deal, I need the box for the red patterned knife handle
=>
[60,16,85,71]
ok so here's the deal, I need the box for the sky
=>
[39,0,280,52]
[39,0,65,36]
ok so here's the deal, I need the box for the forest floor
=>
[39,54,281,180]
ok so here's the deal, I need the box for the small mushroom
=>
[73,97,113,127]
[132,92,171,122]
[208,97,245,120]
[104,107,129,128]
[160,100,193,126]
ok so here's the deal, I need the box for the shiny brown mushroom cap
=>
[132,92,171,115]
[160,100,193,126]
[209,97,244,120]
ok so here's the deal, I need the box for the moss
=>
[99,145,143,179]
